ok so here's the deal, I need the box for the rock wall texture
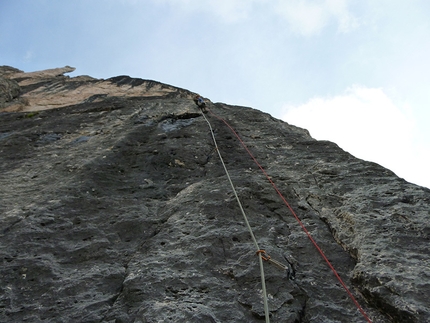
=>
[1,66,429,323]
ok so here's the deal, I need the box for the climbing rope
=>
[200,110,271,323]
[207,106,373,323]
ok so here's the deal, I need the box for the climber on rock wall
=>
[194,94,207,113]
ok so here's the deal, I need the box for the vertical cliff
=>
[1,66,429,322]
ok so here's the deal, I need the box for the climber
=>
[194,95,207,113]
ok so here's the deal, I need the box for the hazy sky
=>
[1,0,429,188]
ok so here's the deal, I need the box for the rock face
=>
[0,66,429,323]
[0,67,21,107]
[0,66,189,112]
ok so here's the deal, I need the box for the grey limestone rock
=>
[0,67,429,323]
[0,72,21,108]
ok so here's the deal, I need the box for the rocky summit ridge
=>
[0,66,429,323]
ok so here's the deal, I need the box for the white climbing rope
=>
[201,110,270,323]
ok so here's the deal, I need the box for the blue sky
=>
[1,0,429,188]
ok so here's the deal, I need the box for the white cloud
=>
[149,0,358,33]
[152,0,258,23]
[23,50,33,63]
[281,86,430,188]
[205,0,255,22]
[273,0,359,36]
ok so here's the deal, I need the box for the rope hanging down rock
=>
[207,106,373,323]
[200,110,271,323]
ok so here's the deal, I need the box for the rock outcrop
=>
[0,66,429,323]
[0,66,192,112]
[0,67,21,108]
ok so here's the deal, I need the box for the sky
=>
[1,0,429,188]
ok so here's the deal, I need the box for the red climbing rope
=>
[208,107,373,323]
